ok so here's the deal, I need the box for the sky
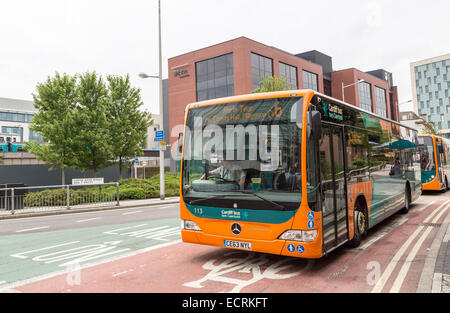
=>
[1,0,449,114]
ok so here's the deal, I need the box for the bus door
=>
[319,123,348,252]
[436,140,445,186]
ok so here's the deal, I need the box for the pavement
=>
[0,197,180,220]
[417,209,450,293]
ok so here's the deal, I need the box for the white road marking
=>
[15,226,49,233]
[10,241,81,259]
[359,216,408,250]
[371,199,450,293]
[112,269,134,277]
[0,240,181,292]
[103,224,147,235]
[76,218,100,223]
[390,203,450,292]
[121,211,143,216]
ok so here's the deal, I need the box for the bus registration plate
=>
[223,240,252,251]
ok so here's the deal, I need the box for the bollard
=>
[11,188,15,215]
[116,182,120,206]
[66,185,70,210]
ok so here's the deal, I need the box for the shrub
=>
[119,187,147,200]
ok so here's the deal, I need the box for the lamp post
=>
[342,79,365,103]
[139,0,165,200]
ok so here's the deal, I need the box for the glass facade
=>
[374,86,387,118]
[279,62,298,89]
[251,53,273,90]
[358,81,373,112]
[0,111,33,123]
[302,70,318,91]
[196,53,234,102]
[414,57,450,134]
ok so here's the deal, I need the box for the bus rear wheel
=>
[349,200,367,248]
[400,184,411,214]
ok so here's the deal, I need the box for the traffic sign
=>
[155,130,164,142]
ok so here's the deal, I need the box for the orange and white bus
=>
[180,90,421,258]
[418,134,449,191]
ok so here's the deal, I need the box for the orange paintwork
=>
[420,135,448,191]
[346,181,373,240]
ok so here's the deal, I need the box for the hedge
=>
[22,173,182,207]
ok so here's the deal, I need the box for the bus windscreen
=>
[182,97,303,211]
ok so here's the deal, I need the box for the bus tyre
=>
[400,184,411,214]
[349,201,367,248]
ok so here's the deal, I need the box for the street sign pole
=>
[158,0,165,200]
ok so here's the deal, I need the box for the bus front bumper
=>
[181,229,323,259]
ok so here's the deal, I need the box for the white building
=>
[0,97,41,145]
[399,111,428,133]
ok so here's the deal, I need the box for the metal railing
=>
[0,182,119,215]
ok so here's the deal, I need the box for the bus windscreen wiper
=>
[234,190,287,211]
[189,195,229,205]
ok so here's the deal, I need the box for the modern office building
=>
[411,53,450,138]
[167,36,400,146]
[0,97,41,146]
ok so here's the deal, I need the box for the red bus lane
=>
[14,199,449,293]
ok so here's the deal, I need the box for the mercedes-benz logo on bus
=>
[231,223,242,235]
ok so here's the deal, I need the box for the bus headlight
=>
[182,220,201,231]
[302,230,318,242]
[279,230,317,242]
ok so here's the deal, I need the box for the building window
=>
[28,130,43,144]
[358,82,372,112]
[1,126,23,142]
[0,111,31,123]
[279,62,298,89]
[196,53,234,101]
[302,70,318,91]
[374,87,387,118]
[251,53,273,90]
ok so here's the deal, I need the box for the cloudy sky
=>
[1,0,449,113]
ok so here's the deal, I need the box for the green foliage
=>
[23,188,118,207]
[29,71,153,181]
[27,73,79,184]
[252,75,292,93]
[72,72,112,176]
[106,74,153,179]
[422,122,440,136]
[119,188,147,200]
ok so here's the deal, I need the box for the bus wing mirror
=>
[439,145,444,153]
[177,133,183,153]
[309,111,322,141]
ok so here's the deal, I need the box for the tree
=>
[422,122,440,136]
[25,73,78,185]
[252,75,291,93]
[106,74,153,180]
[72,72,112,177]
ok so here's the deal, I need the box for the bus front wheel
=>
[349,200,367,248]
